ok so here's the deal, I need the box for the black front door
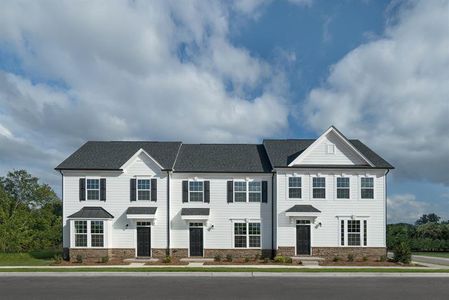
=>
[189,227,203,257]
[137,227,151,257]
[296,225,311,255]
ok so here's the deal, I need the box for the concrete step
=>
[180,258,214,262]
[292,256,324,266]
[124,258,159,263]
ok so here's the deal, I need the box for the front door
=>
[296,225,311,255]
[137,226,151,257]
[189,224,203,257]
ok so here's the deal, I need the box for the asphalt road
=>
[0,276,448,300]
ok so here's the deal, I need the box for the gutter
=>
[271,171,275,258]
[385,169,390,253]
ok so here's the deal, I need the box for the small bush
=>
[214,254,222,262]
[332,256,341,262]
[225,254,233,262]
[75,254,83,263]
[347,254,354,262]
[274,256,286,263]
[53,254,62,264]
[393,241,412,264]
[100,256,109,263]
[244,257,250,263]
[285,257,293,264]
[162,256,172,264]
[379,255,387,262]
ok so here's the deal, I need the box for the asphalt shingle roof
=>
[286,205,321,213]
[55,141,182,170]
[68,207,114,219]
[126,207,157,215]
[181,208,210,216]
[173,144,272,173]
[263,139,394,169]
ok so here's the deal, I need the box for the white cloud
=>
[303,0,449,185]
[387,194,429,224]
[0,0,289,184]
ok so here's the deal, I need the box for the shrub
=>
[393,241,411,264]
[162,256,172,264]
[225,254,233,262]
[347,254,354,262]
[274,256,285,263]
[53,254,62,264]
[285,257,293,264]
[379,255,387,262]
[214,254,222,262]
[244,257,250,263]
[75,254,83,263]
[332,256,341,262]
[100,256,109,263]
[362,256,368,262]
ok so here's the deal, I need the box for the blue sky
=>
[0,0,448,223]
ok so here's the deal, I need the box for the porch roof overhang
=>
[180,208,210,221]
[285,205,321,218]
[126,207,157,220]
[68,207,114,219]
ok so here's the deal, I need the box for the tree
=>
[415,213,441,226]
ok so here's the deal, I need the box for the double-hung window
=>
[288,177,302,199]
[361,177,374,199]
[248,182,261,202]
[340,219,367,246]
[347,220,361,246]
[86,179,100,200]
[336,177,350,199]
[91,221,104,247]
[74,220,87,247]
[234,181,262,202]
[312,177,326,199]
[234,222,261,248]
[189,181,204,202]
[137,179,151,201]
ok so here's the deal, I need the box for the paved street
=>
[0,276,448,300]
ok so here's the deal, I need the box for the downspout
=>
[59,170,67,260]
[385,169,390,255]
[166,170,171,256]
[271,171,275,258]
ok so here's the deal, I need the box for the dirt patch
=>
[145,259,188,266]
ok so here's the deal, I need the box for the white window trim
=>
[335,176,350,200]
[311,176,326,200]
[136,177,152,201]
[360,176,375,199]
[233,180,262,203]
[188,180,205,203]
[71,219,106,248]
[287,175,302,200]
[339,218,368,247]
[85,177,100,201]
[232,220,262,249]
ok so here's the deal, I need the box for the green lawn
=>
[413,252,449,258]
[0,250,59,266]
[0,267,448,273]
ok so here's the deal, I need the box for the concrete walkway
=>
[412,254,449,267]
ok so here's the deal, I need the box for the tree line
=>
[0,170,61,252]
[387,213,449,252]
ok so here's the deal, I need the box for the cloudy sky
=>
[0,0,448,223]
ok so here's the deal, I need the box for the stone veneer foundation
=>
[277,246,386,259]
[67,248,170,261]
[204,249,272,259]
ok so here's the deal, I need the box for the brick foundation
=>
[110,248,135,259]
[152,248,169,258]
[170,248,188,258]
[204,249,272,259]
[276,247,295,257]
[312,247,386,260]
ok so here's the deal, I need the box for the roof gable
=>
[288,126,375,167]
[120,148,163,173]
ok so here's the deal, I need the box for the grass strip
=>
[0,267,449,273]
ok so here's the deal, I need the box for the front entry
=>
[189,223,204,257]
[137,225,151,257]
[296,221,311,255]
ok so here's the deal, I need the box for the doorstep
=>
[124,258,159,263]
[292,256,324,267]
[180,258,214,263]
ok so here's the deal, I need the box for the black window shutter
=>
[227,181,233,203]
[182,181,188,203]
[79,178,86,201]
[204,181,210,203]
[151,178,157,202]
[130,178,136,201]
[100,178,106,201]
[262,181,268,203]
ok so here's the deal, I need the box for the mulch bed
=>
[53,259,129,266]
[145,259,188,266]
[319,260,416,267]
[204,259,301,266]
